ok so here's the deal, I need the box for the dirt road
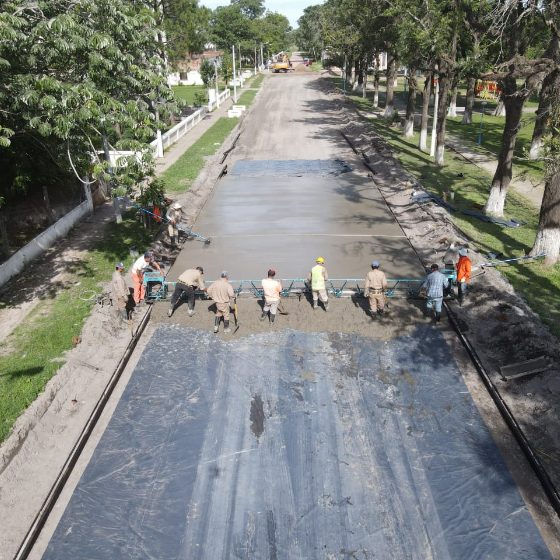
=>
[28,74,560,559]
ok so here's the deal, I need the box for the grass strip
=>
[341,90,560,337]
[249,73,265,88]
[237,89,258,107]
[0,214,153,443]
[162,117,240,194]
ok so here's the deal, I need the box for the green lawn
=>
[0,214,153,443]
[172,85,208,106]
[343,108,560,336]
[331,76,544,183]
[162,117,240,193]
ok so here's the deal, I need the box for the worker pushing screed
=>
[364,260,388,317]
[307,257,329,311]
[168,266,206,318]
[261,269,282,324]
[207,271,235,334]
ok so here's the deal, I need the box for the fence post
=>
[156,130,164,158]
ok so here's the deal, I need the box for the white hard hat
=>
[172,202,182,209]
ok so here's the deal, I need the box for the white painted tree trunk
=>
[373,90,379,107]
[404,119,414,137]
[493,101,505,117]
[531,228,560,265]
[484,185,507,217]
[419,128,428,151]
[447,98,457,117]
[529,137,543,160]
[435,144,445,166]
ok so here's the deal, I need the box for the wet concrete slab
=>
[171,161,422,281]
[42,325,552,560]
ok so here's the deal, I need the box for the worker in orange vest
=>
[456,248,472,305]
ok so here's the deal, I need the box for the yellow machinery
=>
[270,52,291,73]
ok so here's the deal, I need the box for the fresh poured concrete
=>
[171,167,422,282]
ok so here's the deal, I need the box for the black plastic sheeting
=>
[230,159,352,177]
[42,325,552,560]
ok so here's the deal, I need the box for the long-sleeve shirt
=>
[422,271,449,298]
[111,271,128,301]
[456,256,472,282]
[177,268,205,289]
[207,278,234,304]
[364,269,388,291]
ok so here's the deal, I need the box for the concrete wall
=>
[0,185,94,288]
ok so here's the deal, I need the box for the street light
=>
[477,101,487,145]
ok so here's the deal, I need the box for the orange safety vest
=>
[153,206,162,223]
[456,256,472,282]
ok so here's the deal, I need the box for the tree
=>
[530,75,560,264]
[296,5,324,59]
[255,11,291,55]
[200,58,216,87]
[163,0,211,66]
[0,0,175,248]
[210,4,253,50]
[231,0,265,20]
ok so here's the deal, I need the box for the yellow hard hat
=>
[316,256,325,264]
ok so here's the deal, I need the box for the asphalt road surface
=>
[38,74,556,559]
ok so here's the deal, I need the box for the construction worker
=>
[307,257,329,311]
[168,266,205,318]
[111,262,129,322]
[130,251,162,304]
[166,202,183,246]
[364,260,388,316]
[421,264,449,322]
[207,271,235,333]
[456,248,472,305]
[261,269,282,323]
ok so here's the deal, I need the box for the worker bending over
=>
[130,251,161,304]
[168,266,205,318]
[308,257,329,311]
[261,269,282,323]
[364,260,387,316]
[207,271,235,334]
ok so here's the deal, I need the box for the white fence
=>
[208,88,231,112]
[149,107,206,157]
[0,185,94,288]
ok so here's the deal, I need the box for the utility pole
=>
[260,43,264,70]
[430,70,439,158]
[232,45,238,102]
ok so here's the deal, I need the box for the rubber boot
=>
[313,301,318,310]
[213,317,220,333]
[167,305,174,317]
[324,302,329,312]
[260,311,268,321]
[187,307,195,317]
[270,313,276,324]
[435,312,441,323]
[377,309,384,316]
[224,320,231,334]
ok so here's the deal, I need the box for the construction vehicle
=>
[270,52,291,73]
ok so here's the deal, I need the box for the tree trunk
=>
[530,70,558,159]
[384,54,396,118]
[404,70,418,137]
[435,72,453,166]
[462,77,475,124]
[0,210,10,256]
[419,73,432,151]
[447,87,458,117]
[530,169,560,264]
[362,57,368,99]
[373,67,380,108]
[484,81,525,216]
[493,98,506,117]
[42,185,55,224]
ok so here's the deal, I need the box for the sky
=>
[199,0,323,28]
